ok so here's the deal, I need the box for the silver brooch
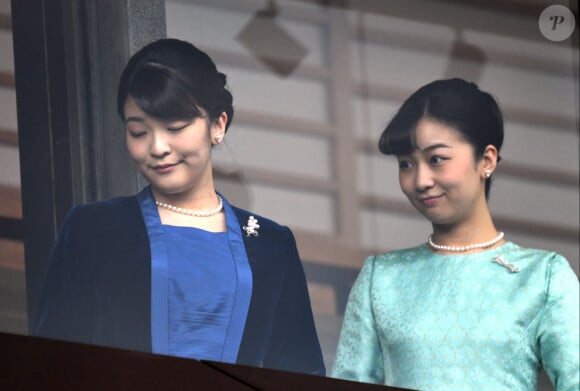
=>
[492,255,520,273]
[242,216,260,237]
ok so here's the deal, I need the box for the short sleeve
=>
[332,255,384,384]
[537,255,580,391]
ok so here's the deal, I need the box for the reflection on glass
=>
[3,3,577,391]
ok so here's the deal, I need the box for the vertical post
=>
[328,7,359,247]
[11,0,165,330]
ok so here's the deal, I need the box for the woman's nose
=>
[414,164,434,192]
[150,132,171,158]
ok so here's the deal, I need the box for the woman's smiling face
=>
[124,96,225,199]
[397,118,488,227]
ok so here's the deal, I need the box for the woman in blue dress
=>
[332,78,578,390]
[33,38,325,376]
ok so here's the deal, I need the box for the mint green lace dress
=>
[332,242,579,391]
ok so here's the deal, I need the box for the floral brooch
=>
[243,216,260,237]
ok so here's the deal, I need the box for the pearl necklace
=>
[428,232,504,252]
[156,195,223,217]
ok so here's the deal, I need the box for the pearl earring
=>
[215,135,222,144]
[485,169,492,178]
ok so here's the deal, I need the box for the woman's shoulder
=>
[502,241,570,266]
[503,241,576,278]
[65,194,140,224]
[54,195,145,247]
[370,244,429,263]
[354,245,429,274]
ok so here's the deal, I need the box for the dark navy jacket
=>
[32,194,325,376]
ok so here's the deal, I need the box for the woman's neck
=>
[430,210,502,253]
[151,172,217,209]
[153,187,227,232]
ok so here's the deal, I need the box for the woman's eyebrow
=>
[420,143,451,152]
[125,116,146,124]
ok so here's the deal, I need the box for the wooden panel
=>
[294,229,372,269]
[0,87,18,130]
[0,238,24,271]
[0,71,14,87]
[0,13,10,31]
[0,128,17,147]
[0,31,14,72]
[0,185,21,219]
[213,124,332,181]
[234,109,334,137]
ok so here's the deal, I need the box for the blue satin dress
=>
[164,225,236,360]
[138,186,253,363]
[332,242,579,391]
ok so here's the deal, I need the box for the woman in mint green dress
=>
[332,78,579,391]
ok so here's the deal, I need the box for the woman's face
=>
[397,118,489,227]
[124,96,226,198]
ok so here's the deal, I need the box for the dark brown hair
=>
[117,38,234,131]
[379,78,504,197]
